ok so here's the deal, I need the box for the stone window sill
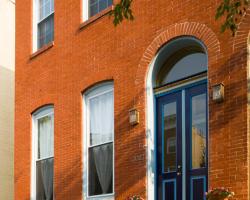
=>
[30,41,54,59]
[79,6,113,30]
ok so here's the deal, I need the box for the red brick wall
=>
[15,0,250,199]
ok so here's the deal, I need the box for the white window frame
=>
[83,82,115,200]
[31,106,54,200]
[82,0,89,22]
[32,0,54,52]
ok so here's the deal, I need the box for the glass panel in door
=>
[163,102,177,173]
[156,91,182,200]
[191,93,207,169]
[186,83,208,200]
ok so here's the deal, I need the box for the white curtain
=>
[89,90,114,194]
[38,115,54,159]
[93,144,113,193]
[41,158,54,200]
[38,114,54,199]
[89,91,114,145]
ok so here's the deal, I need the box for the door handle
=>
[177,165,182,176]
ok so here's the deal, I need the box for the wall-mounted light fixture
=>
[129,108,139,125]
[212,83,224,103]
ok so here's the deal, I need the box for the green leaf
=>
[110,0,134,26]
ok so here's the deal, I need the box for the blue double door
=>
[156,83,208,200]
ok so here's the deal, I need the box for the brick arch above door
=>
[135,22,221,88]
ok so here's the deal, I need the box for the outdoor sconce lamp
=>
[129,108,139,125]
[212,83,224,103]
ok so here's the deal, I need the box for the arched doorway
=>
[151,37,208,200]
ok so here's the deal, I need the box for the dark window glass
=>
[163,102,177,173]
[191,93,207,169]
[37,0,54,49]
[36,158,54,200]
[88,143,113,196]
[38,14,54,49]
[89,0,112,17]
[159,53,207,85]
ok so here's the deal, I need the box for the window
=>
[33,0,54,51]
[83,83,114,199]
[82,0,112,21]
[158,52,207,86]
[31,106,54,200]
[153,37,208,88]
[167,137,176,154]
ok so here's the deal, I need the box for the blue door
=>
[156,83,208,200]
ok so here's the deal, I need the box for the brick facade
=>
[15,0,250,199]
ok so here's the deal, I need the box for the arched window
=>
[157,51,207,85]
[83,82,114,200]
[31,105,54,200]
[152,37,207,88]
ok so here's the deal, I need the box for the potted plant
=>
[206,188,235,200]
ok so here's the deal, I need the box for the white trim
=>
[83,82,114,200]
[89,140,113,148]
[31,106,54,200]
[154,76,207,96]
[37,12,54,24]
[82,0,89,22]
[146,57,156,200]
[32,0,38,52]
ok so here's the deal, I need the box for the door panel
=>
[186,83,208,200]
[163,180,176,200]
[156,91,182,200]
[156,82,208,200]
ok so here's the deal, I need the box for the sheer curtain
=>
[90,91,114,145]
[38,114,54,200]
[41,158,54,200]
[38,115,54,158]
[93,144,113,193]
[89,90,114,194]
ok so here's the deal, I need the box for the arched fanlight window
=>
[153,37,207,88]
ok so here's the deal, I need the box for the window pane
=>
[38,114,54,159]
[90,0,97,5]
[191,93,207,169]
[89,0,112,17]
[39,0,53,20]
[51,0,54,12]
[108,0,112,6]
[38,21,46,49]
[89,91,114,146]
[36,157,54,200]
[88,143,113,196]
[90,2,98,17]
[38,14,54,49]
[163,102,177,173]
[99,0,108,12]
[44,0,51,18]
[161,53,207,85]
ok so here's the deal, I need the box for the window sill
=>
[30,41,54,59]
[79,6,113,30]
[84,193,114,200]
